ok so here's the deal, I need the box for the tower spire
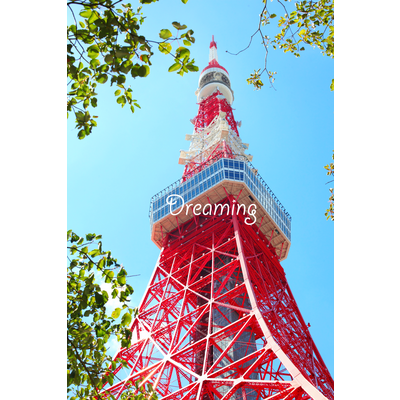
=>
[179,39,248,179]
[209,35,218,62]
[197,37,232,104]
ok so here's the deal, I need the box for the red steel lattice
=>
[182,141,235,181]
[193,90,239,136]
[182,90,239,181]
[101,195,334,400]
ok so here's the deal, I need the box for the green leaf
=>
[104,54,114,64]
[168,62,181,72]
[95,291,105,306]
[158,42,172,54]
[186,64,199,72]
[78,130,86,140]
[111,308,121,319]
[117,95,126,105]
[98,258,105,269]
[104,269,114,283]
[115,89,121,96]
[130,63,141,77]
[159,29,172,39]
[90,58,100,69]
[172,21,187,30]
[120,59,133,74]
[115,47,130,58]
[138,65,150,77]
[117,275,126,285]
[121,312,132,327]
[88,11,99,25]
[140,54,149,63]
[176,47,190,59]
[97,74,108,84]
[79,10,92,18]
[117,75,126,85]
[181,0,189,3]
[89,249,101,257]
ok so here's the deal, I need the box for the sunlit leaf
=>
[159,29,172,39]
[168,62,181,72]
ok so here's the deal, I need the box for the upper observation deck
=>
[149,157,291,260]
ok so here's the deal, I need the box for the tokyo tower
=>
[101,37,334,400]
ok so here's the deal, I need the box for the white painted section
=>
[197,80,233,104]
[209,44,218,62]
[180,109,251,164]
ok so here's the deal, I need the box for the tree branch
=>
[68,336,102,398]
[226,2,267,57]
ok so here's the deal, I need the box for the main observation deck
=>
[149,158,292,260]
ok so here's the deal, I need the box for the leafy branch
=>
[67,0,197,140]
[227,0,334,90]
[67,230,146,399]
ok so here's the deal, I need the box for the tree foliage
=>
[236,0,334,90]
[233,0,334,220]
[67,0,197,140]
[67,2,198,396]
[67,231,155,399]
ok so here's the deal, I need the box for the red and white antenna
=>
[209,34,218,62]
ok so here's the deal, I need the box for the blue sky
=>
[67,0,334,378]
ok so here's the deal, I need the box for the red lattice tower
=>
[181,36,243,181]
[101,37,334,400]
[193,90,239,136]
[182,90,240,181]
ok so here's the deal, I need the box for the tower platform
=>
[149,158,291,261]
